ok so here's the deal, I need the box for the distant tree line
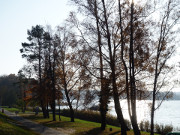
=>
[0,74,20,106]
[19,0,180,135]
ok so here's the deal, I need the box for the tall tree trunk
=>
[151,48,160,135]
[101,0,129,134]
[46,102,49,118]
[99,79,110,130]
[51,98,56,121]
[112,71,129,135]
[151,39,159,135]
[150,90,156,135]
[23,89,26,113]
[58,100,61,121]
[64,87,75,122]
[62,64,74,122]
[41,100,47,118]
[118,0,131,120]
[47,41,56,121]
[94,0,109,130]
[129,1,140,134]
[38,41,47,118]
[52,46,57,121]
[52,65,56,121]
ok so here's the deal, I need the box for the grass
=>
[3,107,159,135]
[0,112,39,135]
[20,112,156,135]
[20,113,122,135]
[4,107,21,112]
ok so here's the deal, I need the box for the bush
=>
[155,124,173,135]
[139,120,173,135]
[144,120,150,132]
[61,109,173,134]
[155,124,161,133]
[61,109,130,128]
[139,121,145,131]
[163,125,173,135]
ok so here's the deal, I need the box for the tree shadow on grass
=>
[41,120,54,124]
[45,121,71,128]
[109,131,121,135]
[80,127,103,135]
[23,114,42,120]
[78,127,121,135]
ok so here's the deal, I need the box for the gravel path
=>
[3,109,68,135]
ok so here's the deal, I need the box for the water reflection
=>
[109,100,180,128]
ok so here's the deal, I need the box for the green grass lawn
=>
[20,112,155,135]
[4,107,21,112]
[3,107,159,135]
[4,107,32,113]
[21,113,122,135]
[0,112,39,135]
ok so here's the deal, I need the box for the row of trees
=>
[20,25,96,121]
[20,0,180,135]
[0,74,20,106]
[0,73,27,111]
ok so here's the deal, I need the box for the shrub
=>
[155,124,173,135]
[139,121,145,131]
[139,120,173,135]
[61,109,174,134]
[155,124,161,133]
[61,109,130,128]
[144,120,150,132]
[163,125,173,135]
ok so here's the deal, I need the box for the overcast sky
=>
[0,0,72,75]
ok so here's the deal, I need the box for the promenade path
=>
[3,109,68,135]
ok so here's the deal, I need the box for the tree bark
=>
[101,0,129,134]
[62,61,75,122]
[129,1,140,134]
[118,0,132,120]
[93,0,109,130]
[38,41,47,118]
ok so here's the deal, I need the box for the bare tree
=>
[56,26,80,122]
[150,0,180,134]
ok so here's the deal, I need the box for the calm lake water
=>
[109,100,180,129]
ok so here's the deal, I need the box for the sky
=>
[0,0,72,75]
[0,0,179,91]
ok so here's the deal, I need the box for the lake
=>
[58,99,180,129]
[109,100,180,129]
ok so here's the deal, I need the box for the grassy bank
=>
[0,112,39,135]
[19,112,154,135]
[21,113,123,135]
[3,107,159,135]
[3,107,20,112]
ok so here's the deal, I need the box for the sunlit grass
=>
[0,112,39,135]
[4,107,21,112]
[20,112,158,135]
[3,107,159,135]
